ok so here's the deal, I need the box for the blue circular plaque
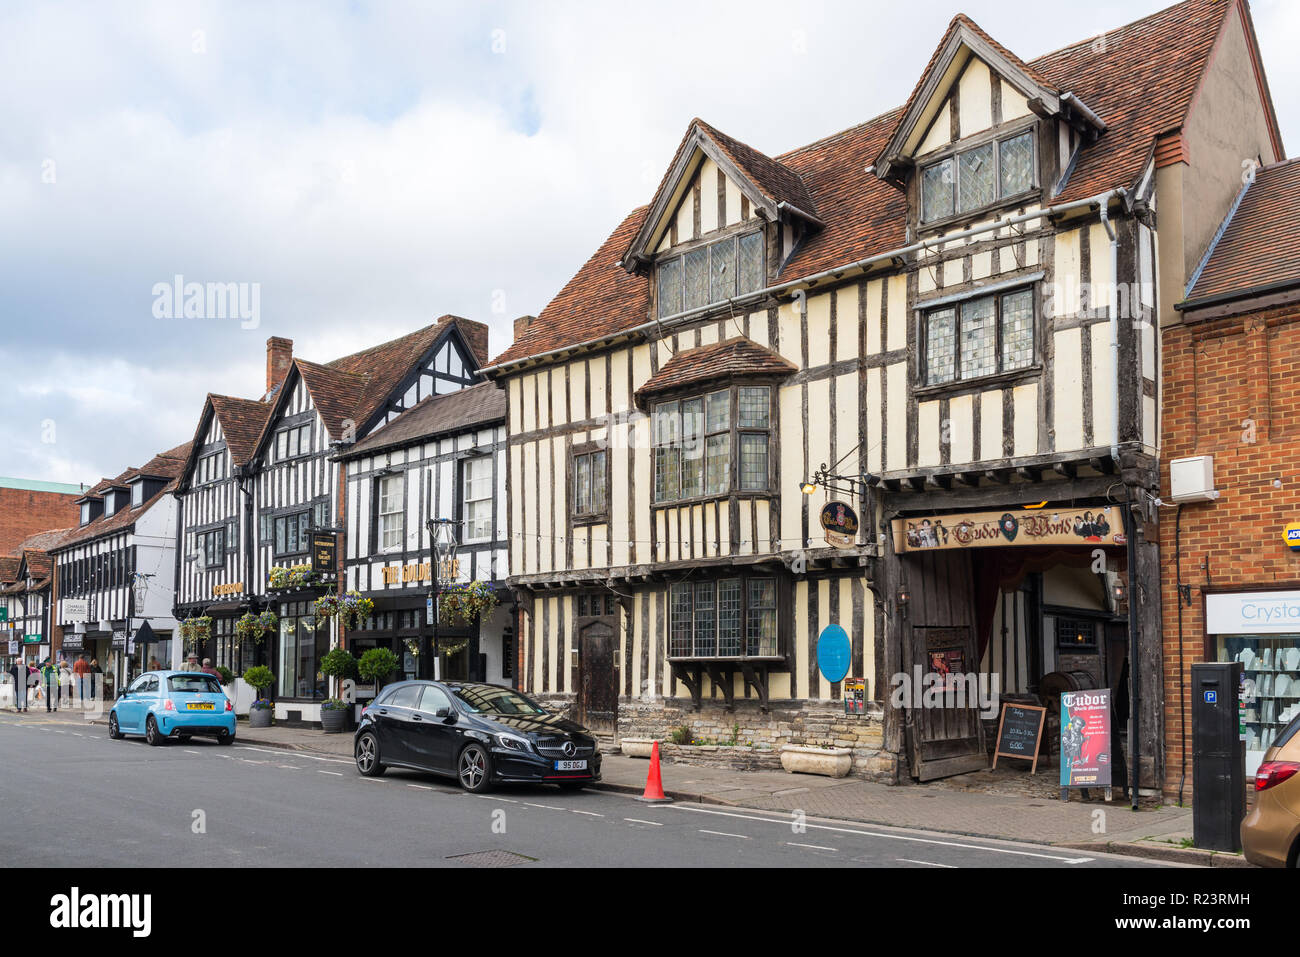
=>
[817,624,851,684]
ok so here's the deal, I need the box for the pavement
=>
[6,707,1247,867]
[0,710,1180,869]
[191,716,1247,868]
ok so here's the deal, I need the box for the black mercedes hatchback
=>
[352,680,602,793]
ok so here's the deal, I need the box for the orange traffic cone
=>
[636,740,672,803]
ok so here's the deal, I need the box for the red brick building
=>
[0,477,83,557]
[1162,158,1300,799]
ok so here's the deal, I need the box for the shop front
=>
[882,494,1157,789]
[1204,590,1300,778]
[270,597,332,724]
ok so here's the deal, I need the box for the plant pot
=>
[620,737,656,758]
[249,707,272,728]
[780,745,852,778]
[320,707,347,734]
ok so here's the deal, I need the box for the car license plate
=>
[187,702,214,711]
[553,759,587,771]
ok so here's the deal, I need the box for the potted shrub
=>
[357,647,399,696]
[243,665,275,728]
[318,647,359,733]
[215,665,235,687]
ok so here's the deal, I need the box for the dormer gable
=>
[621,119,820,277]
[874,15,1104,191]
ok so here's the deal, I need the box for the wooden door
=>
[904,551,988,781]
[576,621,618,735]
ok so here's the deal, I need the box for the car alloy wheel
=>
[355,732,386,777]
[108,713,123,740]
[458,744,492,793]
[145,715,163,747]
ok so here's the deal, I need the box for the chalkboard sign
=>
[992,702,1047,774]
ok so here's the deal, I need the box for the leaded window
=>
[669,576,779,659]
[653,385,771,503]
[572,448,607,520]
[924,287,1037,386]
[656,230,765,319]
[920,128,1037,223]
[273,511,311,557]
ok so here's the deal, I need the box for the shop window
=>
[1218,635,1300,759]
[276,600,328,700]
[920,129,1036,224]
[656,230,765,319]
[669,575,778,658]
[924,287,1035,386]
[653,385,770,503]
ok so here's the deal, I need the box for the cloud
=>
[0,0,1295,486]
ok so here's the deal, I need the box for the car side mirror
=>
[117,689,128,699]
[435,708,454,722]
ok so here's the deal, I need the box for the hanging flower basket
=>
[234,610,278,646]
[314,590,375,630]
[438,581,499,627]
[178,616,213,653]
[268,564,319,591]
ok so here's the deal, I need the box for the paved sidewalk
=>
[5,709,1246,866]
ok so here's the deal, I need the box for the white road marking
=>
[787,842,836,851]
[570,810,604,817]
[232,745,353,765]
[72,733,84,737]
[898,858,956,868]
[407,784,435,791]
[624,818,663,827]
[663,805,1095,864]
[699,829,749,839]
[523,802,563,810]
[184,750,200,755]
[278,765,299,770]
[318,770,344,777]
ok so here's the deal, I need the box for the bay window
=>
[669,575,779,659]
[653,385,771,503]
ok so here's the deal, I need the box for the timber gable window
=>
[653,385,771,503]
[920,129,1035,224]
[923,287,1036,386]
[196,451,226,486]
[571,446,608,523]
[656,230,764,319]
[272,423,313,462]
[669,575,778,659]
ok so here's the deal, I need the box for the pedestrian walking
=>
[181,655,201,673]
[89,658,102,700]
[73,654,90,704]
[7,660,26,711]
[201,658,221,679]
[40,659,58,712]
[58,659,73,708]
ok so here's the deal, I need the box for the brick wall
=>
[1159,303,1300,798]
[0,487,80,556]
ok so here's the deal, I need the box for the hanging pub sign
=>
[892,505,1124,553]
[1060,688,1113,790]
[820,500,859,548]
[311,533,338,574]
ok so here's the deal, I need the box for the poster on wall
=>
[1060,689,1112,788]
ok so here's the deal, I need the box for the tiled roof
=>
[15,529,73,555]
[695,119,820,218]
[0,556,19,582]
[209,395,272,465]
[296,358,370,441]
[635,338,798,404]
[1184,158,1300,304]
[53,444,190,551]
[488,0,1238,371]
[342,382,506,458]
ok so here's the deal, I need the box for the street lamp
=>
[122,572,152,692]
[425,518,458,680]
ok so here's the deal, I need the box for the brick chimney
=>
[266,337,293,393]
[513,315,535,342]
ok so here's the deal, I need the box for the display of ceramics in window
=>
[1217,635,1300,754]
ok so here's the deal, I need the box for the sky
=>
[2,0,1297,487]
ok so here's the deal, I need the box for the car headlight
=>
[495,732,532,753]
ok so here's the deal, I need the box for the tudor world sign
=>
[891,506,1125,554]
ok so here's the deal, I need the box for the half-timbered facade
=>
[340,381,510,700]
[486,0,1284,787]
[1,530,67,670]
[51,446,188,690]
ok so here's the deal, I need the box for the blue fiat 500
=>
[108,671,236,746]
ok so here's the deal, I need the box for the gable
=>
[653,153,759,256]
[914,55,1035,159]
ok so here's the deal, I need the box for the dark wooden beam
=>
[1052,461,1077,480]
